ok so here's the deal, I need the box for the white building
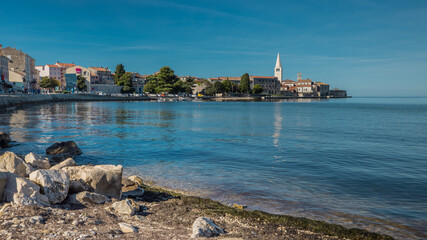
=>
[274,52,283,81]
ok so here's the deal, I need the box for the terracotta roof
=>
[47,64,60,68]
[282,79,295,83]
[297,79,312,83]
[251,76,278,79]
[56,62,75,68]
[90,67,108,71]
[315,82,329,85]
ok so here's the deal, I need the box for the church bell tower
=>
[274,52,283,81]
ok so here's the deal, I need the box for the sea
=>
[1,97,426,239]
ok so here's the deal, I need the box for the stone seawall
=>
[0,94,152,109]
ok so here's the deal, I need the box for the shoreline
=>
[0,94,352,110]
[0,150,393,240]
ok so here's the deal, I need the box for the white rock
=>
[62,165,123,199]
[29,169,70,204]
[68,191,110,205]
[118,222,138,233]
[111,199,138,216]
[191,217,225,238]
[24,153,50,169]
[0,152,32,177]
[50,158,77,170]
[2,172,50,206]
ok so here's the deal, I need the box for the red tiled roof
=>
[315,82,329,85]
[251,76,277,79]
[297,79,312,83]
[56,62,75,68]
[90,67,108,71]
[47,64,60,68]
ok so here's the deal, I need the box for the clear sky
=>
[1,0,426,96]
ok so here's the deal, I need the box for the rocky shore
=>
[0,133,393,239]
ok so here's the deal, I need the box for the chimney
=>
[0,44,2,55]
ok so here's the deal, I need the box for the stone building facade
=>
[1,47,37,92]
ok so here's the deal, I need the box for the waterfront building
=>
[89,67,113,85]
[314,82,330,97]
[0,45,13,93]
[131,73,150,94]
[209,77,240,85]
[2,47,37,92]
[250,76,281,95]
[35,64,62,82]
[65,66,91,91]
[274,52,283,81]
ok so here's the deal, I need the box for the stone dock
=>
[0,94,152,109]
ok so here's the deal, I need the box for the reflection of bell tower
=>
[274,52,283,81]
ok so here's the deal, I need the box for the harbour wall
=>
[0,94,152,109]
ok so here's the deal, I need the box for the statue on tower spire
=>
[274,52,283,81]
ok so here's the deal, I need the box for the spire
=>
[275,52,282,68]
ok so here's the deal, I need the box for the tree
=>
[252,84,263,94]
[239,73,251,93]
[222,79,238,93]
[119,72,135,93]
[39,77,61,91]
[77,75,87,91]
[114,64,125,84]
[142,66,181,94]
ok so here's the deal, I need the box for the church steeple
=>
[274,52,283,81]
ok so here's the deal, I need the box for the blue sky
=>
[1,0,426,96]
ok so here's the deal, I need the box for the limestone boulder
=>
[46,141,82,156]
[25,153,51,169]
[0,132,11,148]
[111,199,139,216]
[2,172,50,206]
[0,152,32,177]
[0,172,7,199]
[62,165,123,199]
[50,158,77,170]
[191,217,225,238]
[68,191,111,205]
[29,169,70,204]
[69,180,89,194]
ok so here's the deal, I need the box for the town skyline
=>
[1,0,427,96]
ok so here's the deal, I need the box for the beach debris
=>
[0,151,33,177]
[119,222,138,233]
[50,157,77,170]
[25,153,51,169]
[29,169,70,204]
[191,217,225,238]
[2,171,50,206]
[62,164,123,199]
[111,199,139,216]
[232,203,247,210]
[68,191,111,205]
[46,141,82,156]
[0,133,11,148]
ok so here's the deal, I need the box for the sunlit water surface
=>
[1,97,426,239]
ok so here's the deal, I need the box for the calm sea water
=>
[1,98,426,239]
